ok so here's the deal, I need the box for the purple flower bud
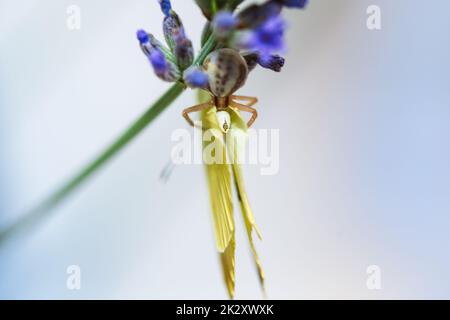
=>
[163,11,194,71]
[183,67,209,89]
[257,54,285,72]
[137,30,155,57]
[149,48,180,82]
[277,0,309,9]
[149,49,167,73]
[174,28,194,70]
[242,52,285,72]
[136,29,149,44]
[137,30,177,69]
[212,11,237,38]
[163,12,182,52]
[136,31,180,82]
[236,15,286,57]
[158,0,172,16]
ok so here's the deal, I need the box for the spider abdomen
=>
[203,48,248,98]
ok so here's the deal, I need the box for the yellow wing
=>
[201,94,236,299]
[227,107,265,291]
[203,108,234,252]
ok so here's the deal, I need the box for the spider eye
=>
[203,48,248,97]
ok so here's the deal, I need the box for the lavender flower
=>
[149,49,167,73]
[158,0,172,16]
[173,28,194,71]
[243,52,285,72]
[149,49,180,82]
[136,0,309,80]
[212,11,237,38]
[136,29,180,82]
[236,15,286,58]
[257,53,285,72]
[137,29,154,57]
[162,10,194,71]
[162,12,182,53]
[136,29,149,44]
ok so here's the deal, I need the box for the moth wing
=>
[202,102,235,298]
[227,107,265,290]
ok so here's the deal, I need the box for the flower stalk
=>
[0,34,219,245]
[0,82,185,244]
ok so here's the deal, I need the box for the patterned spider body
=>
[203,48,249,108]
[182,49,258,133]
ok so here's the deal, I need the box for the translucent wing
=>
[227,107,265,290]
[202,101,236,299]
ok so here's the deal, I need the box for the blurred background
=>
[1,0,450,299]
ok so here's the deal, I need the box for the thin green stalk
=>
[211,0,218,15]
[0,33,217,246]
[0,82,184,245]
[194,34,217,66]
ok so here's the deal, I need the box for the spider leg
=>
[230,95,258,108]
[229,99,258,128]
[182,101,214,129]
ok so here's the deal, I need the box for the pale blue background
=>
[0,0,449,299]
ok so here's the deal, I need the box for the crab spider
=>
[182,48,258,133]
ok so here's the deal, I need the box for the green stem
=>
[194,35,216,66]
[211,0,218,15]
[0,82,185,244]
[0,32,217,245]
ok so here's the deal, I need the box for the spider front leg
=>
[229,97,258,128]
[182,101,214,129]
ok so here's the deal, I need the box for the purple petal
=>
[136,29,149,44]
[149,49,168,73]
[212,11,237,36]
[184,67,209,89]
[158,0,172,16]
